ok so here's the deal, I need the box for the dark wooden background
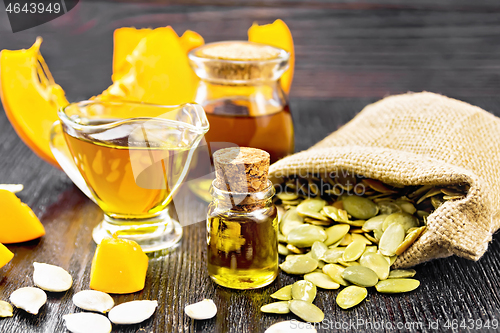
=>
[1,1,500,332]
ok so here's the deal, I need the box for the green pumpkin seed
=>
[375,278,420,293]
[382,212,419,232]
[336,286,367,310]
[343,196,379,220]
[339,233,352,246]
[277,192,299,201]
[359,252,390,280]
[310,241,328,260]
[362,215,388,232]
[324,224,350,246]
[260,301,290,314]
[395,226,425,255]
[287,225,327,248]
[279,255,318,275]
[270,285,292,300]
[321,248,344,264]
[341,266,379,287]
[388,269,416,279]
[278,243,290,256]
[297,199,328,221]
[292,280,317,303]
[304,272,340,289]
[289,300,324,323]
[343,240,366,262]
[322,264,349,286]
[379,223,405,256]
[281,208,304,236]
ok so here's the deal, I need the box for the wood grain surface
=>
[1,1,500,332]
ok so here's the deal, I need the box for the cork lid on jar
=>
[213,147,270,193]
[188,41,289,83]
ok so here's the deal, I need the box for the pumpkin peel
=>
[0,37,68,167]
[0,189,45,244]
[90,235,148,294]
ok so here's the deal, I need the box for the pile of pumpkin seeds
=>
[261,172,466,321]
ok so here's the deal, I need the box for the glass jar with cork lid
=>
[207,147,278,289]
[188,41,294,164]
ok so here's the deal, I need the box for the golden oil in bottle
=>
[207,147,278,289]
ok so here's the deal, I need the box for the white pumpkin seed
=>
[289,300,324,323]
[321,247,344,264]
[271,285,292,300]
[72,290,114,313]
[0,184,23,193]
[310,241,328,260]
[0,300,13,317]
[265,320,317,332]
[281,208,304,236]
[184,299,217,320]
[291,280,316,303]
[304,272,340,289]
[279,255,318,275]
[63,313,112,333]
[379,223,405,256]
[9,287,47,315]
[33,262,73,292]
[108,300,158,324]
[260,301,290,314]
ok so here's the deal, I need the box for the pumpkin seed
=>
[278,243,290,256]
[0,184,23,193]
[324,224,350,246]
[341,266,379,287]
[310,241,328,260]
[281,208,304,236]
[33,262,73,292]
[184,299,217,320]
[362,214,388,232]
[361,179,397,194]
[286,244,304,254]
[382,212,419,232]
[322,206,349,223]
[388,269,416,279]
[277,192,299,201]
[260,301,290,314]
[271,285,293,300]
[338,260,360,267]
[377,200,402,215]
[0,300,13,317]
[292,280,317,303]
[280,255,318,275]
[265,320,317,332]
[9,287,47,315]
[408,185,433,199]
[108,300,158,324]
[364,233,379,244]
[321,247,344,263]
[416,187,442,205]
[304,272,340,289]
[343,196,379,220]
[289,300,324,323]
[395,226,426,255]
[287,225,327,248]
[362,246,378,255]
[359,253,390,280]
[278,233,287,243]
[350,227,364,233]
[305,218,332,226]
[343,240,366,262]
[296,199,328,221]
[351,233,372,245]
[375,278,420,293]
[336,286,367,310]
[63,313,112,333]
[379,223,405,257]
[322,264,349,286]
[395,199,417,215]
[339,233,353,246]
[72,290,114,313]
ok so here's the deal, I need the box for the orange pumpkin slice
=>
[0,243,14,269]
[248,19,295,93]
[90,235,148,294]
[0,189,45,244]
[112,27,203,82]
[0,38,68,167]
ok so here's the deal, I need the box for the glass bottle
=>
[207,147,278,289]
[188,41,294,164]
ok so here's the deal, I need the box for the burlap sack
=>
[270,92,500,268]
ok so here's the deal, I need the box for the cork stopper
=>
[213,147,270,193]
[198,42,280,61]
